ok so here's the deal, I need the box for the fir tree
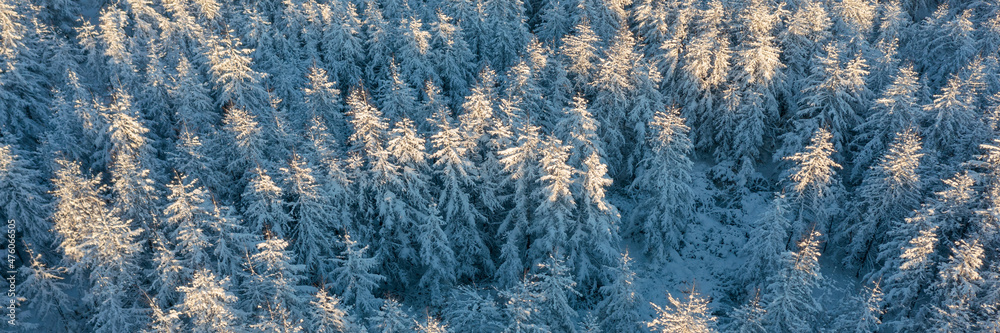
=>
[0,142,50,250]
[177,269,245,333]
[241,167,291,238]
[331,234,384,317]
[763,230,823,333]
[851,65,923,179]
[570,152,620,290]
[528,137,576,267]
[782,44,868,157]
[560,18,600,91]
[309,289,367,333]
[728,293,766,333]
[923,72,988,161]
[596,252,640,333]
[418,202,458,306]
[281,153,335,276]
[631,108,694,261]
[929,238,984,332]
[163,174,216,273]
[832,283,884,333]
[783,128,842,241]
[646,286,717,333]
[430,11,474,102]
[372,298,413,333]
[737,194,792,291]
[443,286,505,332]
[245,237,307,332]
[841,128,923,272]
[429,110,491,279]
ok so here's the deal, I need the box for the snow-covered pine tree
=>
[497,119,544,287]
[646,285,717,333]
[874,175,978,328]
[97,5,138,90]
[205,32,271,114]
[560,18,600,91]
[221,105,268,198]
[727,292,765,333]
[443,286,505,332]
[570,152,620,291]
[149,234,185,308]
[170,55,217,136]
[830,0,876,54]
[429,11,474,102]
[763,230,823,333]
[880,220,937,329]
[311,1,362,89]
[281,152,335,276]
[831,282,884,333]
[429,109,492,280]
[737,194,792,291]
[309,289,367,333]
[163,174,217,273]
[591,27,652,179]
[631,107,694,261]
[534,0,570,45]
[331,234,384,317]
[382,117,438,283]
[783,128,842,241]
[499,273,547,333]
[851,64,924,179]
[781,43,868,158]
[528,137,576,270]
[376,61,420,123]
[51,157,145,333]
[241,166,291,238]
[372,298,413,333]
[0,141,50,251]
[302,66,345,141]
[912,8,977,90]
[417,198,458,307]
[679,0,731,150]
[102,88,159,232]
[481,0,531,69]
[923,71,988,162]
[532,255,580,333]
[397,16,436,90]
[576,0,626,40]
[17,251,73,330]
[0,0,48,140]
[865,1,908,93]
[459,68,509,220]
[177,269,245,333]
[777,0,831,106]
[929,238,984,332]
[841,128,923,272]
[596,251,640,333]
[245,237,308,332]
[716,0,785,194]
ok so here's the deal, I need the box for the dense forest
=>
[1,0,1000,331]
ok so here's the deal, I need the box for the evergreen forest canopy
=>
[2,0,1000,331]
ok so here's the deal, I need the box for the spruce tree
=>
[631,108,694,261]
[737,194,792,291]
[646,286,717,333]
[429,110,492,279]
[783,128,842,241]
[331,234,384,317]
[763,231,824,333]
[596,252,640,332]
[841,128,923,272]
[177,269,245,333]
